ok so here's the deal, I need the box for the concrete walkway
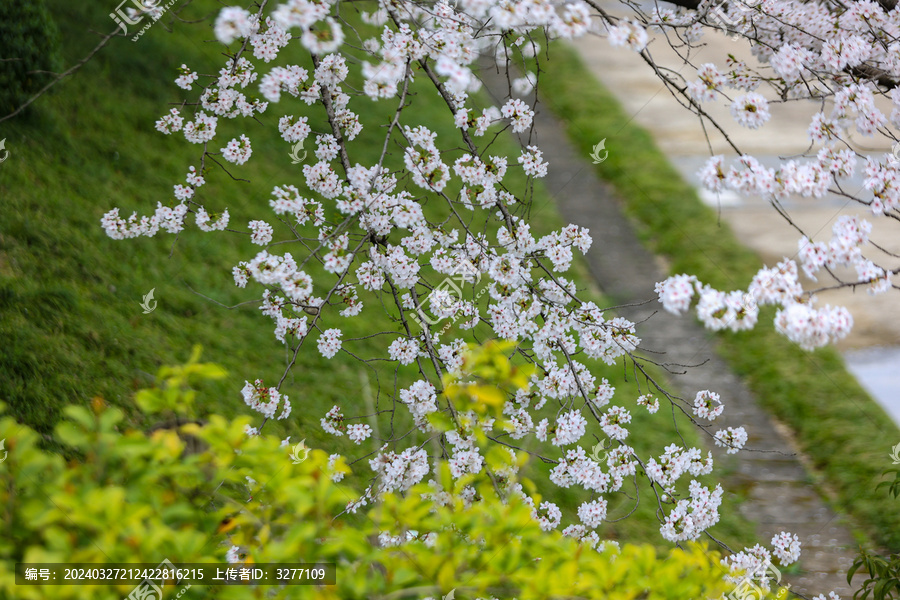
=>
[479,59,864,597]
[570,14,900,351]
[845,347,900,425]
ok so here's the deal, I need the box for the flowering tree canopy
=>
[93,0,900,597]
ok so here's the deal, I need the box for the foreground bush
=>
[0,351,740,599]
[0,0,61,115]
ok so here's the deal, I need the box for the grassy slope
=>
[0,0,756,551]
[538,40,900,551]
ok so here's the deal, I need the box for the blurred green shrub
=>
[1,345,741,599]
[0,0,62,116]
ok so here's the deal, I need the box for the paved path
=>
[569,16,900,352]
[845,347,900,425]
[479,61,863,597]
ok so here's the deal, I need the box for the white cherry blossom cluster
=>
[636,394,659,413]
[551,410,587,446]
[400,380,439,432]
[659,480,723,542]
[657,262,856,349]
[446,428,486,478]
[645,444,714,491]
[577,499,608,528]
[327,453,346,482]
[369,446,430,494]
[347,423,373,444]
[693,390,723,421]
[241,379,291,420]
[714,426,749,454]
[771,531,802,564]
[529,500,563,532]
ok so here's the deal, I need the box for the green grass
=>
[0,0,758,553]
[537,40,900,551]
